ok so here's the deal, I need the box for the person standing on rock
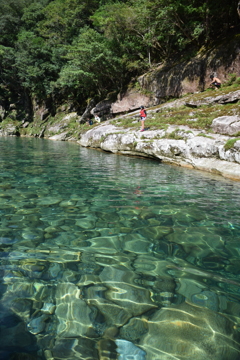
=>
[139,106,147,131]
[209,75,221,89]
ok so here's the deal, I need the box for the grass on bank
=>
[109,101,240,134]
[4,73,240,148]
[224,138,240,150]
[108,80,240,134]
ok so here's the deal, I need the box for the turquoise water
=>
[1,137,240,360]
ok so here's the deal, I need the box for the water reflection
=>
[0,137,240,360]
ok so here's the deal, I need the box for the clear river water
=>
[1,137,240,360]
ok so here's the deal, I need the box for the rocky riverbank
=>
[76,90,240,181]
[77,120,240,181]
[1,89,240,181]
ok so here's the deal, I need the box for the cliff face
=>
[1,36,240,124]
[109,36,240,115]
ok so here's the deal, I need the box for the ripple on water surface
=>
[0,137,240,360]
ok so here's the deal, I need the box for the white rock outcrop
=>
[211,115,240,135]
[78,121,240,181]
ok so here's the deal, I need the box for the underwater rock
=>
[96,338,118,360]
[41,302,56,314]
[176,277,205,303]
[116,339,146,360]
[0,311,39,359]
[85,284,132,327]
[191,290,219,311]
[120,317,149,342]
[55,283,93,337]
[123,236,152,254]
[9,298,32,320]
[59,200,76,207]
[27,313,49,334]
[4,282,36,302]
[86,235,122,254]
[0,237,18,245]
[104,281,156,316]
[22,229,44,241]
[76,274,101,287]
[139,226,173,241]
[44,226,61,234]
[37,197,62,206]
[166,228,222,258]
[173,208,206,223]
[61,269,79,283]
[45,262,62,279]
[141,272,177,307]
[51,337,99,360]
[99,267,157,317]
[15,208,39,215]
[134,257,174,280]
[139,301,240,360]
[51,338,81,359]
[75,217,96,229]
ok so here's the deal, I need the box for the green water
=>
[1,137,240,360]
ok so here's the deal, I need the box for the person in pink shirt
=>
[139,106,147,131]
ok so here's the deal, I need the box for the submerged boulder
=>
[139,301,240,360]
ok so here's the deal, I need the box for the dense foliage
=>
[0,0,239,115]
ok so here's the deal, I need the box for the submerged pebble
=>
[116,339,146,360]
[191,290,219,311]
[0,237,18,245]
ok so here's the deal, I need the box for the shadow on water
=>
[0,287,43,360]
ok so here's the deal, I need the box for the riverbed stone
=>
[55,283,92,337]
[138,225,173,240]
[37,196,62,206]
[98,267,157,316]
[119,317,149,342]
[139,301,240,360]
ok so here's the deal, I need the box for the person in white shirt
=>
[94,115,101,123]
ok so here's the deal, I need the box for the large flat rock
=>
[78,123,240,181]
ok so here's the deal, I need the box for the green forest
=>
[0,0,239,118]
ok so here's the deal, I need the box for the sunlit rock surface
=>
[79,121,240,181]
[77,91,240,181]
[211,115,240,135]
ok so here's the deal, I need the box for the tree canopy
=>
[0,0,239,113]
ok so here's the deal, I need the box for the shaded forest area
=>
[0,0,239,121]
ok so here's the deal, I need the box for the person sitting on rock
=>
[209,75,221,89]
[94,114,101,123]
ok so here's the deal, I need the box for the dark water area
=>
[0,137,240,360]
